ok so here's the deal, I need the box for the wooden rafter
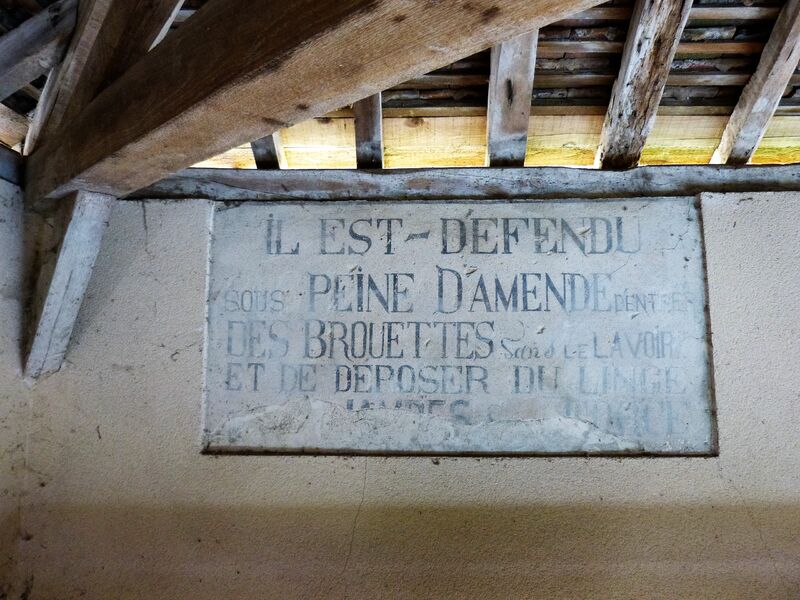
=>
[28,0,182,152]
[711,0,800,165]
[26,0,609,202]
[250,134,287,169]
[22,0,185,382]
[353,93,384,169]
[0,0,76,101]
[485,30,537,167]
[596,0,692,169]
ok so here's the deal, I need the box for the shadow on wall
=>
[18,502,800,599]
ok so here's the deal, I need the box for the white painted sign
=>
[203,199,715,455]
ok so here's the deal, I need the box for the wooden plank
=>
[527,114,602,166]
[34,0,183,146]
[486,30,537,167]
[556,5,779,25]
[279,118,356,169]
[384,116,487,168]
[353,93,384,168]
[24,190,114,381]
[641,115,728,165]
[0,0,77,100]
[26,0,610,202]
[0,37,65,101]
[132,164,800,201]
[597,0,692,169]
[250,133,287,169]
[0,104,28,148]
[537,40,763,58]
[711,0,800,165]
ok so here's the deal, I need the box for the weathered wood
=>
[132,164,800,201]
[33,0,183,148]
[0,0,76,100]
[556,5,778,25]
[353,93,384,168]
[0,104,28,149]
[26,0,609,202]
[0,145,22,185]
[536,40,762,58]
[0,37,65,101]
[597,0,692,170]
[24,190,114,381]
[250,133,286,169]
[486,30,537,167]
[711,0,800,165]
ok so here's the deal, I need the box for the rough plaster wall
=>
[0,179,29,597]
[1,192,798,599]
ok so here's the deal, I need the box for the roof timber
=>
[353,93,384,169]
[0,0,76,101]
[596,0,692,169]
[132,164,800,201]
[28,0,183,153]
[25,0,611,202]
[712,0,800,165]
[485,31,538,166]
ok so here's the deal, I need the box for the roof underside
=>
[2,0,800,170]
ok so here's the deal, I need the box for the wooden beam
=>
[24,190,114,381]
[596,0,692,170]
[711,0,800,165]
[26,0,609,202]
[250,133,286,169]
[0,0,77,100]
[30,0,182,151]
[132,164,800,202]
[353,93,383,168]
[485,30,537,167]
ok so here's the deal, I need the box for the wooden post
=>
[353,93,384,169]
[486,31,538,167]
[24,190,114,381]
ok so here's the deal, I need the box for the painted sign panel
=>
[203,198,715,455]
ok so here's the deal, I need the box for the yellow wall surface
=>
[1,188,799,599]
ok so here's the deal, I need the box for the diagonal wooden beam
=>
[0,0,77,101]
[485,30,537,167]
[23,0,182,382]
[250,133,286,169]
[24,190,114,381]
[711,0,800,165]
[26,0,608,202]
[595,0,692,170]
[28,0,182,152]
[353,93,384,168]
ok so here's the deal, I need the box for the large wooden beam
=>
[26,0,608,202]
[596,0,692,169]
[132,164,800,202]
[353,93,384,168]
[711,0,800,165]
[0,0,77,101]
[28,0,182,152]
[24,190,113,381]
[485,30,537,167]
